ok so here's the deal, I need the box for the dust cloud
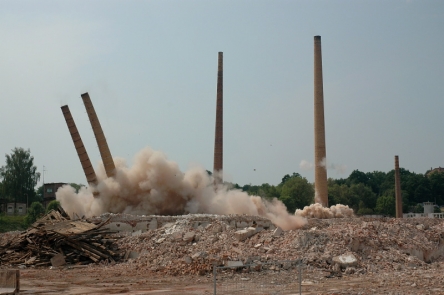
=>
[56,147,307,230]
[295,203,354,219]
[300,158,347,174]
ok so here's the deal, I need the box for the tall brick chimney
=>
[314,36,328,207]
[394,155,403,218]
[81,92,116,178]
[61,105,98,186]
[213,52,223,185]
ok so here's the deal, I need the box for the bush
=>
[357,207,374,215]
[46,200,61,213]
[0,214,26,232]
[24,202,45,227]
[375,195,396,217]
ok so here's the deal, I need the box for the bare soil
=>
[17,261,444,295]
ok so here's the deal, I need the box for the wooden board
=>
[45,221,97,235]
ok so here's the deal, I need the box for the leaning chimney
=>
[314,36,328,207]
[394,155,403,218]
[61,105,98,186]
[81,92,116,178]
[213,52,223,185]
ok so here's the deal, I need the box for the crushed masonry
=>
[1,212,444,282]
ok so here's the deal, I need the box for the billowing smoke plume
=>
[57,147,307,230]
[295,203,354,219]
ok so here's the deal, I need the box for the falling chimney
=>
[81,92,116,178]
[61,105,98,186]
[314,36,328,207]
[394,155,403,218]
[213,52,223,185]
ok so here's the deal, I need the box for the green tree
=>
[35,185,43,202]
[349,183,377,209]
[69,183,85,193]
[24,201,45,226]
[375,195,396,216]
[242,184,260,196]
[429,172,444,205]
[357,201,374,215]
[365,171,387,196]
[255,183,280,200]
[0,148,40,208]
[348,170,369,186]
[328,183,355,207]
[279,175,314,213]
[280,173,301,185]
[46,200,61,213]
[410,203,423,213]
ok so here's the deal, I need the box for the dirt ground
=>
[16,261,444,295]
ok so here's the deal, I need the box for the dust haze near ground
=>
[56,147,307,230]
[295,203,354,219]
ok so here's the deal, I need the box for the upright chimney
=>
[81,92,116,178]
[394,155,403,218]
[314,36,328,207]
[61,105,98,185]
[213,52,223,185]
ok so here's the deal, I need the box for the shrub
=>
[24,202,45,227]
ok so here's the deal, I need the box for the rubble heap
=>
[0,210,123,267]
[115,215,444,276]
[1,212,443,280]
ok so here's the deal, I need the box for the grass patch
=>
[0,214,26,232]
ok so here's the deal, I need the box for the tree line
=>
[1,147,443,219]
[0,148,84,227]
[234,168,444,216]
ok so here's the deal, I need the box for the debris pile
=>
[0,210,123,267]
[1,211,443,280]
[115,216,444,276]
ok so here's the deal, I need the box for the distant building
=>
[423,202,434,214]
[43,183,67,208]
[426,167,444,177]
[6,203,27,215]
[404,202,444,219]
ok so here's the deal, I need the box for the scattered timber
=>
[0,209,124,267]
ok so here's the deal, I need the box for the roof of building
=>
[425,167,444,177]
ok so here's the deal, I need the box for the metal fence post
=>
[213,264,217,295]
[298,259,302,295]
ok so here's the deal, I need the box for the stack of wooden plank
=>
[0,210,124,267]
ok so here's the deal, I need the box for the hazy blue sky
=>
[1,0,443,187]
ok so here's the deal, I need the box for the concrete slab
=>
[226,261,243,267]
[132,230,142,236]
